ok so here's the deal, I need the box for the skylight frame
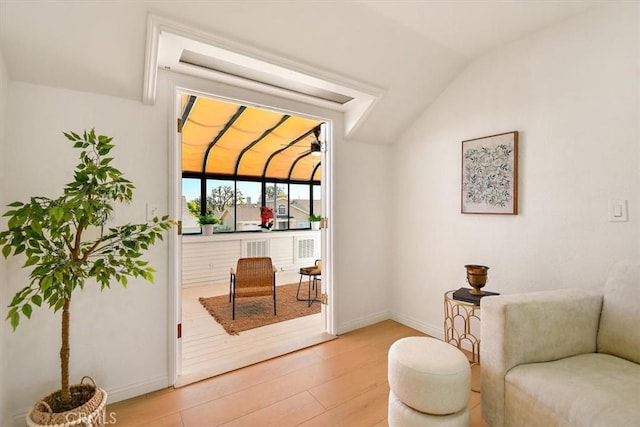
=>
[143,14,383,138]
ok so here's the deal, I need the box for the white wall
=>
[332,138,393,332]
[1,69,393,421]
[3,81,172,422]
[391,2,640,337]
[0,47,9,427]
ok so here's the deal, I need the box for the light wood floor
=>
[108,320,489,426]
[178,272,333,386]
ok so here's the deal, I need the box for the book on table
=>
[452,287,500,305]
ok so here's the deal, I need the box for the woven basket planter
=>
[27,377,108,427]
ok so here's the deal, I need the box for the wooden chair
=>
[229,257,277,320]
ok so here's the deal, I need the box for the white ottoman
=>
[388,337,470,426]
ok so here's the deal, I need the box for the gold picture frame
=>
[461,131,518,214]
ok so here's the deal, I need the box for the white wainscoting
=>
[182,230,321,287]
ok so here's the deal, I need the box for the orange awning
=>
[181,95,322,181]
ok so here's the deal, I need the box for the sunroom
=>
[179,93,326,286]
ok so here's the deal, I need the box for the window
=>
[266,183,288,230]
[290,183,313,229]
[181,178,201,234]
[236,181,261,231]
[206,179,236,232]
[182,177,321,233]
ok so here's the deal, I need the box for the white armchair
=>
[480,262,640,427]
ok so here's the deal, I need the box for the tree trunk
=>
[60,298,71,403]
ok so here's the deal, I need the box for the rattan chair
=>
[229,257,277,320]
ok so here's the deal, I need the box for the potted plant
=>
[0,129,173,426]
[198,214,219,235]
[309,214,322,230]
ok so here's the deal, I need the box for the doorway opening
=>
[173,91,335,386]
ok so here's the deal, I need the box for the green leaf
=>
[50,207,64,222]
[30,221,42,234]
[22,304,32,319]
[40,276,53,291]
[31,295,42,307]
[64,131,76,141]
[7,215,23,230]
[2,245,11,258]
[49,294,59,308]
[24,256,40,267]
[9,293,24,307]
[8,311,19,330]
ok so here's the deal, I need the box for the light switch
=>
[614,204,623,217]
[608,199,628,222]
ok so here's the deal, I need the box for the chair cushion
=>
[299,266,320,275]
[597,261,640,364]
[505,353,640,427]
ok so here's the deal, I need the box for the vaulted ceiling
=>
[0,0,604,145]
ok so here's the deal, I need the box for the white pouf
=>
[389,390,470,427]
[388,336,471,425]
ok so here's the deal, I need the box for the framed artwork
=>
[461,131,518,214]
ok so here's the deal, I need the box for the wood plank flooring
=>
[108,320,489,426]
[178,272,333,386]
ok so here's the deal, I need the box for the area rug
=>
[198,282,320,335]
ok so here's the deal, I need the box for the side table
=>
[444,288,500,393]
[444,290,482,365]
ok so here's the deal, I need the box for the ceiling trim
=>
[143,14,385,138]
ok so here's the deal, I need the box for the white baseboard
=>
[10,375,170,427]
[9,410,26,427]
[389,311,444,340]
[390,311,476,353]
[107,375,170,404]
[334,310,446,341]
[335,309,390,335]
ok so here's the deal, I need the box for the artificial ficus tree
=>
[0,129,173,411]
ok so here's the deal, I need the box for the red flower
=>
[260,206,274,229]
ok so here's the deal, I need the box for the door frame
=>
[166,82,337,385]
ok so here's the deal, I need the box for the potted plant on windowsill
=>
[198,214,219,235]
[0,129,173,427]
[309,214,322,231]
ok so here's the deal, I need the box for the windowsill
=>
[183,229,320,242]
